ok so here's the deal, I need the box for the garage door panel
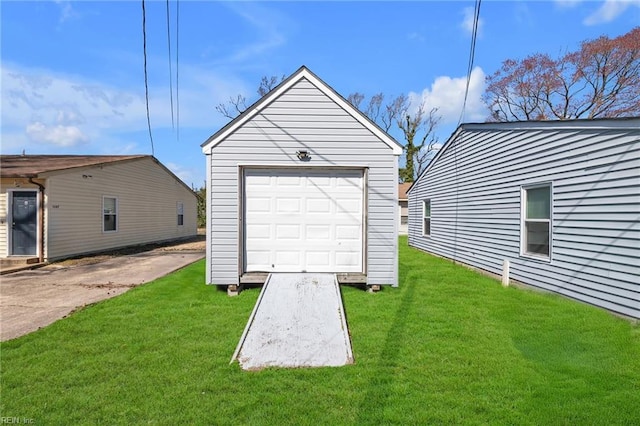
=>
[248,174,272,186]
[276,224,300,239]
[336,225,360,240]
[307,225,330,240]
[306,198,331,214]
[247,224,271,239]
[336,199,361,215]
[336,177,361,189]
[244,169,363,273]
[276,251,300,267]
[307,174,331,187]
[247,197,271,213]
[276,175,301,185]
[306,252,330,267]
[276,198,301,213]
[335,251,360,268]
[246,251,270,268]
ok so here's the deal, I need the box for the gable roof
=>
[201,65,403,155]
[0,155,148,178]
[398,183,411,200]
[0,155,196,196]
[407,117,640,195]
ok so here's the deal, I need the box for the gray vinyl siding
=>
[408,121,640,318]
[41,158,197,260]
[205,77,398,286]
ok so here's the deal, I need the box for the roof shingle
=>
[0,155,149,178]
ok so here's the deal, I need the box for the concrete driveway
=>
[0,249,204,341]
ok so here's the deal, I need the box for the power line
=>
[176,0,180,144]
[166,0,175,130]
[458,0,482,126]
[453,0,482,262]
[142,0,154,156]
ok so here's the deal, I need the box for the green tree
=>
[195,184,206,228]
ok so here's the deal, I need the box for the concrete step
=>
[0,257,40,267]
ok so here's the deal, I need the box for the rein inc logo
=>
[1,418,34,424]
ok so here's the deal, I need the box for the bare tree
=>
[347,92,365,110]
[217,75,442,182]
[348,92,395,130]
[397,103,441,182]
[484,27,640,121]
[215,74,285,119]
[348,92,440,182]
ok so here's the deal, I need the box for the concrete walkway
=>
[232,273,353,370]
[0,250,204,341]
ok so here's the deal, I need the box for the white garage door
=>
[244,169,364,273]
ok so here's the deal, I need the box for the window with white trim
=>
[103,196,117,232]
[177,202,184,226]
[423,200,431,236]
[522,184,551,259]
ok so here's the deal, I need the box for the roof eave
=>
[407,125,465,195]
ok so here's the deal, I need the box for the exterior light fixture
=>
[296,150,311,161]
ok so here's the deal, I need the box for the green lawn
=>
[2,238,639,424]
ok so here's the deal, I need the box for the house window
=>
[423,200,431,236]
[177,202,184,226]
[522,184,551,259]
[103,196,117,232]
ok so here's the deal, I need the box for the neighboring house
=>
[201,66,402,292]
[398,183,411,235]
[0,155,197,263]
[407,118,640,319]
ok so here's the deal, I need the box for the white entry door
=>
[244,169,364,273]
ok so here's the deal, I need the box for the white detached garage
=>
[201,66,402,292]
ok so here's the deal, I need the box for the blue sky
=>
[2,1,639,187]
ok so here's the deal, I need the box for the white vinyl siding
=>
[408,119,640,319]
[204,75,400,287]
[103,196,117,232]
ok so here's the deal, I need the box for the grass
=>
[2,237,639,424]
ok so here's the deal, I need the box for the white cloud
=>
[26,122,88,147]
[409,67,487,126]
[215,2,290,64]
[460,6,484,36]
[1,65,142,132]
[0,62,246,154]
[583,0,640,25]
[407,32,425,42]
[54,0,80,25]
[554,0,583,8]
[166,162,200,187]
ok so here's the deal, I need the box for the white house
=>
[0,155,197,265]
[407,118,640,319]
[201,66,402,292]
